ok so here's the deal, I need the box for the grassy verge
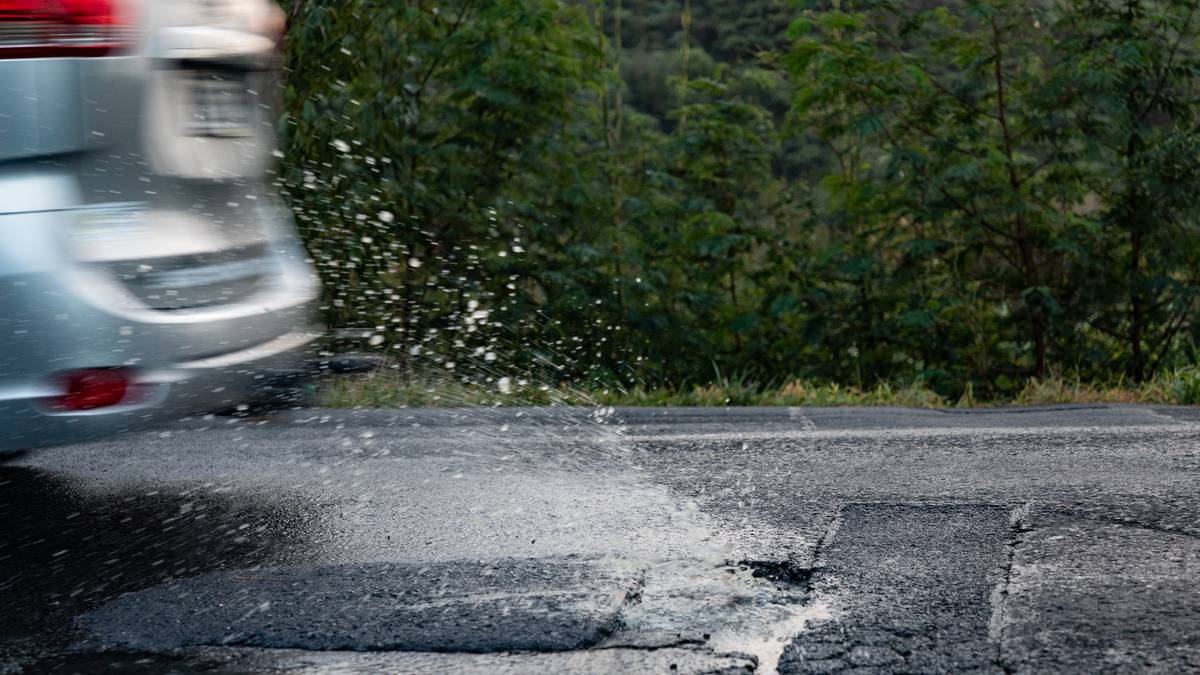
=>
[320,366,1200,408]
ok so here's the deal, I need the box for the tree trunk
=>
[1032,316,1047,379]
[1130,226,1145,382]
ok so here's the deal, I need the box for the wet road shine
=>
[2,405,1199,673]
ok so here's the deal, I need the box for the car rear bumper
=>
[0,201,323,453]
[0,328,320,453]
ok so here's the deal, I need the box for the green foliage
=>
[281,0,611,381]
[789,0,1087,387]
[281,0,1200,403]
[786,0,1200,395]
[1056,0,1200,382]
[324,367,1200,408]
[1170,366,1200,405]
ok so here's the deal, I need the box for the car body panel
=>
[0,0,320,452]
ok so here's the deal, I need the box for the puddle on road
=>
[707,560,834,674]
[708,598,835,674]
[601,556,835,674]
[0,466,318,650]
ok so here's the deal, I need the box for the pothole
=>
[731,560,814,591]
[600,557,833,674]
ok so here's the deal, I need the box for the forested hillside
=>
[278,0,1200,401]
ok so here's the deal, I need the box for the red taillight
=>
[0,0,132,59]
[51,368,130,411]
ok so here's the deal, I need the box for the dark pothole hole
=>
[728,560,814,590]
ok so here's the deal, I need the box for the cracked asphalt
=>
[2,405,1200,674]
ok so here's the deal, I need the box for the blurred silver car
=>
[0,0,321,451]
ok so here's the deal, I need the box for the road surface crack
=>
[811,508,843,568]
[990,502,1031,675]
[592,638,709,652]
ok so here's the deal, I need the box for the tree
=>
[280,0,605,377]
[787,1,1092,383]
[667,69,782,367]
[274,0,1200,396]
[1058,0,1200,381]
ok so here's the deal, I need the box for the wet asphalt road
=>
[2,405,1200,674]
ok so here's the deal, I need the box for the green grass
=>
[584,378,949,408]
[319,369,595,408]
[319,365,1200,409]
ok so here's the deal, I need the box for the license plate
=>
[184,71,254,138]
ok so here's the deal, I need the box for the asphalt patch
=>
[83,557,642,653]
[17,651,239,674]
[779,503,1011,674]
[998,512,1200,672]
[33,645,759,675]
